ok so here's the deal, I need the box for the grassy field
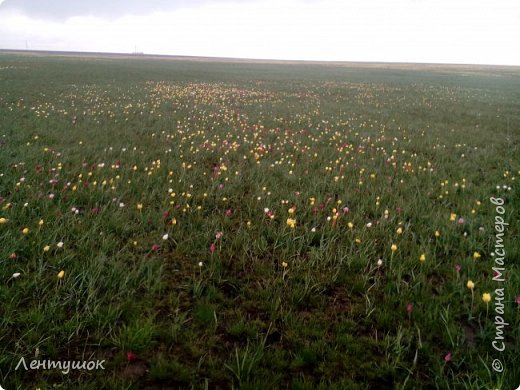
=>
[0,52,519,389]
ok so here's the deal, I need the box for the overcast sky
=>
[0,0,519,65]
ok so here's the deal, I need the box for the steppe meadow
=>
[0,53,518,389]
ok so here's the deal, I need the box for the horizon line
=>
[1,48,520,69]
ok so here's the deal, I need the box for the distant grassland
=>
[0,52,519,389]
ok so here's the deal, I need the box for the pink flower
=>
[215,231,223,240]
[515,296,520,306]
[162,211,169,219]
[151,244,160,252]
[343,207,349,213]
[406,303,413,314]
[91,207,100,215]
[455,264,461,273]
[444,352,452,362]
[225,209,233,216]
[457,217,465,224]
[209,243,216,253]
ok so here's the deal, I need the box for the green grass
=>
[0,53,519,389]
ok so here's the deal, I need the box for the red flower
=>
[444,352,452,362]
[127,351,137,362]
[210,243,216,253]
[151,244,160,252]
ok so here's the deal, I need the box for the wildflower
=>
[286,218,297,228]
[455,264,461,273]
[0,217,8,224]
[450,213,457,221]
[396,227,403,235]
[171,218,177,225]
[444,352,452,362]
[22,227,30,235]
[288,207,296,214]
[347,222,354,229]
[457,217,465,224]
[151,244,160,251]
[391,244,397,252]
[466,280,475,290]
[38,219,44,226]
[311,227,316,233]
[9,252,17,259]
[215,231,223,240]
[473,252,481,260]
[57,241,64,248]
[162,233,169,241]
[198,261,203,267]
[210,243,216,253]
[282,261,288,268]
[435,230,441,237]
[482,293,491,303]
[126,351,137,362]
[12,272,21,279]
[43,245,50,252]
[419,254,426,263]
[57,270,65,279]
[137,203,143,210]
[377,259,383,267]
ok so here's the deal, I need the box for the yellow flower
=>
[281,261,288,268]
[43,245,50,252]
[450,213,457,221]
[466,280,475,290]
[22,227,30,235]
[137,203,143,210]
[473,252,481,260]
[347,222,354,229]
[286,218,297,228]
[57,270,65,279]
[171,218,177,225]
[482,292,491,303]
[288,207,296,215]
[419,254,426,263]
[396,227,403,235]
[391,244,397,252]
[38,219,44,226]
[435,230,441,237]
[0,217,8,224]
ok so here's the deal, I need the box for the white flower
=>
[311,227,316,233]
[57,241,64,248]
[377,259,383,267]
[162,234,169,240]
[12,272,21,278]
[366,222,372,228]
[198,262,203,267]
[264,208,269,213]
[119,202,125,208]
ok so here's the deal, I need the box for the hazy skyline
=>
[0,0,519,65]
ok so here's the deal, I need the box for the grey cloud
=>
[0,0,213,19]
